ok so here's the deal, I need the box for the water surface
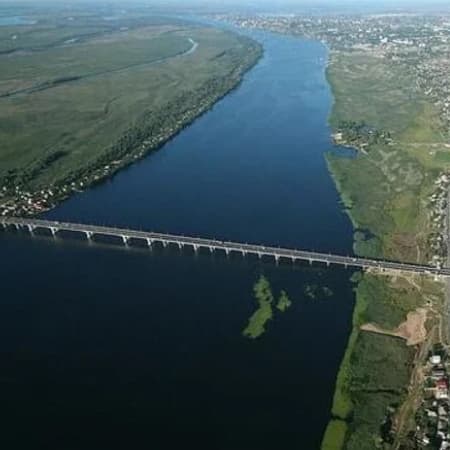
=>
[0,16,35,26]
[46,32,352,254]
[1,31,355,449]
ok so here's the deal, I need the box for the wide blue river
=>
[0,30,355,449]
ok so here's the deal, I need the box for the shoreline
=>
[321,51,360,450]
[0,38,263,219]
[321,45,449,449]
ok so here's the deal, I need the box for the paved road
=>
[2,216,449,277]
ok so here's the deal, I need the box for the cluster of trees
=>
[338,120,392,147]
[0,150,68,193]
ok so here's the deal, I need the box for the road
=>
[2,216,450,278]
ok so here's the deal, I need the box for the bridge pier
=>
[1,218,448,279]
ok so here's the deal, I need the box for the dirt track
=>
[360,308,428,346]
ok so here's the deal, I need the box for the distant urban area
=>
[226,13,450,131]
[222,13,450,271]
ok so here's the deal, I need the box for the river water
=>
[0,16,35,26]
[0,31,355,449]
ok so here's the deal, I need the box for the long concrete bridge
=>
[1,216,449,277]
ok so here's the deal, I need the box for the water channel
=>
[0,30,356,449]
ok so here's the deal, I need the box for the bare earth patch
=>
[361,308,428,346]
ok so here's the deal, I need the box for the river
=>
[0,30,355,449]
[0,16,35,26]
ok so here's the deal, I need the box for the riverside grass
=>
[322,420,348,450]
[322,50,449,449]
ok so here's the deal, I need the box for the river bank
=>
[322,47,450,449]
[0,17,262,219]
[199,15,450,448]
[0,41,262,218]
[0,40,261,218]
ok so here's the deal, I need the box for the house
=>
[431,355,443,365]
[436,379,449,400]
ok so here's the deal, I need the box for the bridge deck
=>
[1,217,449,277]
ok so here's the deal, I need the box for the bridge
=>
[1,216,449,277]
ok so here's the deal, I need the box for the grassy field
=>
[0,28,192,95]
[327,51,449,264]
[322,50,449,449]
[0,7,262,215]
[322,420,348,450]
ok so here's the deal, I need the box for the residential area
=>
[415,348,450,449]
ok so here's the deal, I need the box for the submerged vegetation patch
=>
[276,290,292,312]
[243,275,274,339]
[242,276,337,339]
[304,284,334,300]
[243,276,293,339]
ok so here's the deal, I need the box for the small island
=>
[243,277,293,339]
[243,275,274,339]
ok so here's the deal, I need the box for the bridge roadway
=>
[2,217,450,277]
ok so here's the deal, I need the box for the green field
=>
[322,50,448,449]
[0,7,262,215]
[327,51,449,263]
